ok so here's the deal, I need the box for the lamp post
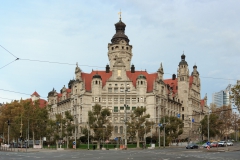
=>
[7,120,10,145]
[123,84,129,150]
[74,116,77,150]
[207,110,210,142]
[163,115,166,148]
[88,116,90,150]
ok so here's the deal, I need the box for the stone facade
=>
[47,18,208,141]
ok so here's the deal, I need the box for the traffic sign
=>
[206,141,210,145]
[158,123,162,127]
[73,141,76,145]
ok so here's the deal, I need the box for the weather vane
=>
[118,10,121,20]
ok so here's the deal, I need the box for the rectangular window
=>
[108,98,112,102]
[182,107,184,111]
[120,98,124,104]
[126,106,130,110]
[108,88,112,93]
[132,107,136,110]
[102,98,106,102]
[120,106,124,110]
[132,98,136,103]
[126,98,130,104]
[114,88,118,93]
[114,106,118,112]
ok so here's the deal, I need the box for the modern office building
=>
[212,84,232,108]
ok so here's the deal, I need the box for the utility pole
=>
[159,124,161,148]
[163,115,165,148]
[124,84,129,150]
[7,120,10,145]
[208,111,209,142]
[88,115,89,150]
[20,116,23,148]
[74,116,77,150]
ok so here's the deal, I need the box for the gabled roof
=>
[31,91,40,97]
[126,71,158,92]
[81,70,158,93]
[164,78,178,95]
[26,98,47,108]
[164,76,194,97]
[81,71,112,92]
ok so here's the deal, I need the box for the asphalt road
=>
[0,147,240,160]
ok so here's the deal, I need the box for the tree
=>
[212,105,233,140]
[200,113,223,139]
[79,127,93,143]
[63,111,74,148]
[0,99,49,146]
[231,83,240,111]
[159,116,184,144]
[127,107,150,148]
[88,104,113,149]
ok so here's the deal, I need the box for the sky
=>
[1,0,240,111]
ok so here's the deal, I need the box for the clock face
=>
[118,70,121,77]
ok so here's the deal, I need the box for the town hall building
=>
[47,17,209,142]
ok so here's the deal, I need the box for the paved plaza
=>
[0,143,240,160]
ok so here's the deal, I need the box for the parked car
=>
[218,141,227,147]
[227,141,233,146]
[210,142,218,147]
[186,143,199,149]
[202,143,211,148]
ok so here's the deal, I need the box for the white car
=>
[227,141,233,146]
[218,141,227,147]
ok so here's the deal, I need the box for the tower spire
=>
[118,10,122,21]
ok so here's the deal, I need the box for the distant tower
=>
[75,62,82,81]
[177,53,190,121]
[108,15,133,71]
[157,63,164,80]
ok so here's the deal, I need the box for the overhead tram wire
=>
[0,44,238,80]
[0,97,16,101]
[0,58,19,69]
[0,89,48,99]
[19,58,105,69]
[0,44,18,58]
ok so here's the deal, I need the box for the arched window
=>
[112,47,114,50]
[141,81,143,85]
[120,126,123,134]
[114,126,118,133]
[126,47,128,50]
[95,80,98,84]
[115,46,119,49]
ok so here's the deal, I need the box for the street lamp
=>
[74,116,78,150]
[7,120,10,145]
[122,84,130,150]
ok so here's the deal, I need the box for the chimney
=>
[106,65,110,73]
[172,74,176,80]
[131,64,135,73]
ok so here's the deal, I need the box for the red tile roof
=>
[164,78,178,95]
[126,71,158,92]
[31,91,40,97]
[26,98,47,108]
[81,71,112,92]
